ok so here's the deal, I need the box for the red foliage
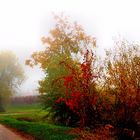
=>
[55,97,66,104]
[63,76,73,86]
[55,48,99,128]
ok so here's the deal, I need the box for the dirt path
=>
[0,124,24,140]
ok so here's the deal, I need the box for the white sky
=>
[0,0,140,95]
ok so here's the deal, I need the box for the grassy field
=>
[5,103,41,113]
[0,103,78,140]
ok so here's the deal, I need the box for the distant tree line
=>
[11,95,40,105]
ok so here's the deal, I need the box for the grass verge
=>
[0,116,78,140]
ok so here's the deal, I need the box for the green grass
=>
[1,103,48,122]
[0,116,77,140]
[4,103,41,113]
[0,104,78,140]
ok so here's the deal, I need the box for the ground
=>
[0,124,24,140]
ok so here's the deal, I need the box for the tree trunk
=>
[0,96,5,112]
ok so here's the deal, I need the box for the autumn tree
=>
[0,51,24,111]
[26,15,97,125]
[104,40,140,129]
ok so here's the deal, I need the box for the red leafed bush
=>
[55,48,100,128]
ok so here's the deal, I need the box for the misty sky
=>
[0,0,140,96]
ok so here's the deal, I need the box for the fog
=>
[0,0,140,95]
